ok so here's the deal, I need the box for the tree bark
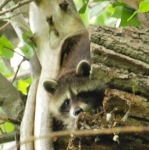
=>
[90,26,149,97]
[29,0,87,149]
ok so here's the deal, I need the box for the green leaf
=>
[22,33,28,43]
[128,0,149,21]
[0,122,15,134]
[17,78,32,94]
[21,32,35,59]
[20,43,34,59]
[113,6,140,26]
[5,122,15,133]
[0,58,13,77]
[0,36,14,59]
[127,11,137,21]
[139,0,149,12]
[22,31,33,43]
[112,6,123,18]
[78,0,89,14]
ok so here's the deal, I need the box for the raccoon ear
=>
[43,80,58,94]
[76,60,91,76]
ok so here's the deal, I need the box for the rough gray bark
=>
[90,26,149,97]
[0,73,24,120]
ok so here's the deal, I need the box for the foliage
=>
[74,0,142,27]
[0,122,15,135]
[0,36,14,59]
[128,0,149,21]
[15,78,32,95]
[0,108,15,135]
[0,58,12,77]
[20,32,34,59]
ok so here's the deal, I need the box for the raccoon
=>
[60,31,91,75]
[43,33,107,127]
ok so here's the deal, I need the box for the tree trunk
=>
[90,26,149,97]
[22,0,88,150]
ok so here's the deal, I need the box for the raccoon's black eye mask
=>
[60,99,70,115]
[77,91,104,107]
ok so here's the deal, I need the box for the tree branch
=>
[0,0,33,16]
[11,57,27,83]
[0,21,10,30]
[8,71,30,82]
[8,126,149,150]
[90,26,149,97]
[0,73,24,121]
[0,115,20,125]
[0,132,15,144]
[20,78,39,150]
[0,0,11,10]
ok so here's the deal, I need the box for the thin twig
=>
[0,0,11,10]
[0,21,10,31]
[3,46,25,58]
[0,12,22,20]
[0,115,21,125]
[12,57,27,83]
[0,0,33,16]
[8,126,149,150]
[8,71,30,82]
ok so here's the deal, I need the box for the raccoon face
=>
[43,61,107,125]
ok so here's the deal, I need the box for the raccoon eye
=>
[60,99,70,115]
[60,99,70,113]
[64,99,70,106]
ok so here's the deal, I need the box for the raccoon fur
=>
[43,33,107,127]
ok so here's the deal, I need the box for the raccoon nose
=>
[73,108,83,116]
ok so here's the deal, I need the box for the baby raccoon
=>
[43,33,107,127]
[44,61,107,127]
